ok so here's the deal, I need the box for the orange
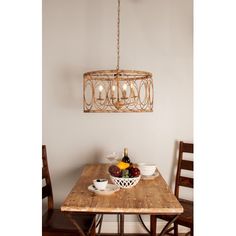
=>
[117,161,130,170]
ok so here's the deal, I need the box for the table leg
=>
[119,213,124,236]
[97,214,104,236]
[150,215,157,236]
[90,218,96,236]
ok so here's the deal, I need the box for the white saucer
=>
[88,184,120,195]
[141,169,159,180]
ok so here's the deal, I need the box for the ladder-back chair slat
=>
[179,176,194,188]
[181,160,193,171]
[42,185,52,199]
[42,167,47,179]
[182,143,193,153]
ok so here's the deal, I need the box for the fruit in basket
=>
[117,161,130,170]
[108,165,121,177]
[121,169,129,178]
[129,167,140,177]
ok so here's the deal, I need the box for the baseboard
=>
[99,219,189,234]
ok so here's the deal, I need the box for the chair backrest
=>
[175,141,194,199]
[42,145,54,210]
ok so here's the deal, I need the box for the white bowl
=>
[137,163,156,176]
[93,179,108,190]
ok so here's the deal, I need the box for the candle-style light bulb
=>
[122,83,127,98]
[98,85,103,100]
[111,85,116,99]
[122,83,127,91]
[99,85,103,92]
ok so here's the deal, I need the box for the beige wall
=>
[43,0,193,213]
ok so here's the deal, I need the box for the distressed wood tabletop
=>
[61,164,183,214]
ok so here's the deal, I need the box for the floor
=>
[99,234,187,236]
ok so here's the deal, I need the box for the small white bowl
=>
[93,179,108,190]
[137,163,156,176]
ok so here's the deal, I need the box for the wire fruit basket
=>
[110,175,141,189]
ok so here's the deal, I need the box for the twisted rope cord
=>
[116,0,121,71]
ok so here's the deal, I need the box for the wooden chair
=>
[156,141,194,236]
[42,145,96,236]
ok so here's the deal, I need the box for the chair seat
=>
[42,209,95,234]
[157,199,193,228]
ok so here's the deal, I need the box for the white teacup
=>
[93,179,108,190]
[137,163,156,176]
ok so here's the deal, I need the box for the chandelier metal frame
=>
[83,0,154,113]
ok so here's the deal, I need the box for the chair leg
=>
[174,223,178,236]
[190,226,193,236]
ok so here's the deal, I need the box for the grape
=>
[121,169,129,178]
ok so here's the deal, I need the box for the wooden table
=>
[61,164,183,235]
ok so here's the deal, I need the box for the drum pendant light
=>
[83,0,154,113]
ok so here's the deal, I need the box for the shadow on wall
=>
[168,140,179,191]
[48,147,107,207]
[78,147,107,165]
[53,147,106,184]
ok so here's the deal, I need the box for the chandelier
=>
[83,0,154,113]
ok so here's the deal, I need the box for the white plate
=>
[88,184,120,195]
[141,169,159,180]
